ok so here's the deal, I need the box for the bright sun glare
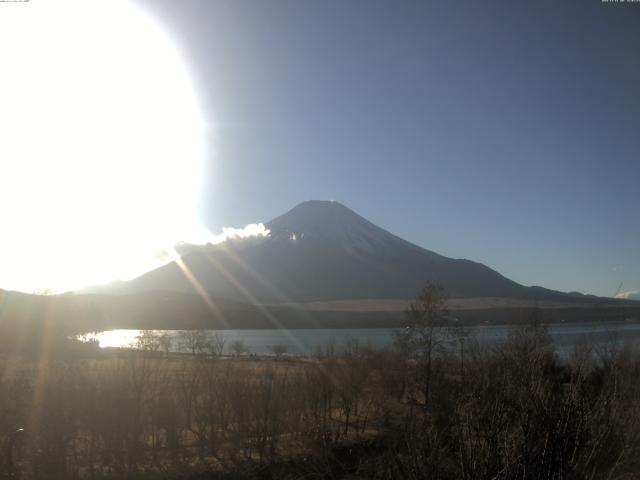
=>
[0,1,206,293]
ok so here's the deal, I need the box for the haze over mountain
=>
[100,201,599,304]
[2,200,637,333]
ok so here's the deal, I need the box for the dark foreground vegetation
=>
[2,287,640,479]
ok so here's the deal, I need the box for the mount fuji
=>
[105,200,594,304]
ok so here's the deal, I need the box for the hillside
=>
[103,201,602,304]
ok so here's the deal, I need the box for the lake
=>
[80,320,640,356]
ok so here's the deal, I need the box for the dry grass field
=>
[3,317,640,479]
[284,297,606,312]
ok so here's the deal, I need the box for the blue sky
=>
[136,0,640,297]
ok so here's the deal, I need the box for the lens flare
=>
[0,0,205,293]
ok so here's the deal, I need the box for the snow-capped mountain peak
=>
[266,200,394,254]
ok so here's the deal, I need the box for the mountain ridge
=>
[101,200,606,304]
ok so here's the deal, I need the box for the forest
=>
[1,287,640,479]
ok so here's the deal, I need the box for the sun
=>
[0,1,205,293]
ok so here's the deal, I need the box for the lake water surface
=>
[81,321,640,356]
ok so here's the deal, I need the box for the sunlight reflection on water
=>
[80,329,142,348]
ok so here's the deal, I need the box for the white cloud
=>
[209,223,271,244]
[179,223,270,246]
[616,290,640,301]
[171,223,270,256]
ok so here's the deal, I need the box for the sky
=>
[0,1,637,297]
[129,0,639,298]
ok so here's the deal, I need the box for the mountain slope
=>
[109,200,590,304]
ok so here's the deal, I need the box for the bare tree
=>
[394,283,449,407]
[231,339,249,357]
[135,330,161,353]
[206,331,226,357]
[180,330,208,355]
[158,332,172,356]
[448,318,472,375]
